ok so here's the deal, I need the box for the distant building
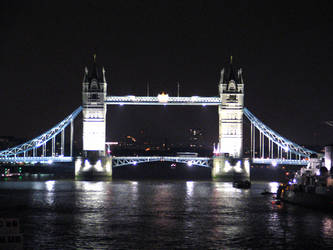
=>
[188,128,204,147]
[0,136,26,151]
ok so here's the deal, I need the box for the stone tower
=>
[76,56,112,179]
[218,58,244,158]
[82,55,107,159]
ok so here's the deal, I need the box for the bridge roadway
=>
[112,156,212,167]
[105,96,221,105]
[0,156,308,166]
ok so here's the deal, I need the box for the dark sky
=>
[1,0,333,147]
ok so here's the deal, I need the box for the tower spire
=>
[102,67,106,82]
[90,54,99,80]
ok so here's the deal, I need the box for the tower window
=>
[89,94,98,100]
[228,95,237,102]
[228,81,236,91]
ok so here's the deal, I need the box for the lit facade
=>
[218,62,244,158]
[82,58,107,155]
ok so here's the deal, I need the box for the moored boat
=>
[277,152,333,210]
[0,218,23,249]
[233,180,251,189]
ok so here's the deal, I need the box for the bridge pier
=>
[212,155,250,181]
[75,156,112,179]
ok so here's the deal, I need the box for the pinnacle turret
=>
[219,57,243,92]
[89,54,100,81]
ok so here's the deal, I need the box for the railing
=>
[105,96,221,105]
[252,158,308,166]
[244,107,316,158]
[0,107,82,161]
[0,156,73,164]
[112,156,212,168]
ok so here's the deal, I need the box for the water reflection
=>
[322,217,333,238]
[45,180,55,191]
[45,180,55,206]
[186,181,194,197]
[268,182,279,193]
[0,180,332,249]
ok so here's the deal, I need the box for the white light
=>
[94,160,103,172]
[82,159,92,172]
[269,182,279,193]
[244,160,250,169]
[47,159,53,164]
[158,93,169,103]
[224,161,232,172]
[81,182,104,192]
[105,161,112,174]
[234,161,242,172]
[119,103,124,106]
[187,161,193,167]
[272,160,278,167]
[128,95,136,101]
[83,122,105,151]
[191,96,199,102]
[202,104,206,107]
[186,181,194,197]
[45,180,55,191]
[75,158,82,175]
[133,161,137,166]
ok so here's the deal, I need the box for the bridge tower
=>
[218,58,244,157]
[75,56,112,178]
[213,58,250,180]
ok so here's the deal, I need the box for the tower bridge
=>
[0,57,318,179]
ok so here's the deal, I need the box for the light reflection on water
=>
[269,182,279,193]
[0,180,332,249]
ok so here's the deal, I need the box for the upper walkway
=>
[105,95,221,105]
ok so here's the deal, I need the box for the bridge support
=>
[75,156,112,179]
[212,155,250,181]
[77,56,111,179]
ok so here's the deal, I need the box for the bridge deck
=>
[112,156,212,167]
[0,156,309,167]
[251,158,308,166]
[0,156,73,164]
[105,96,221,105]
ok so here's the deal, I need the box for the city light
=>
[224,161,232,172]
[157,92,169,103]
[94,160,103,172]
[234,161,242,172]
[128,95,136,101]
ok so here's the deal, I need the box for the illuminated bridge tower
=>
[213,59,250,180]
[219,60,244,157]
[75,56,112,178]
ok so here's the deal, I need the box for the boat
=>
[277,153,333,210]
[261,188,275,195]
[233,180,251,189]
[0,218,23,249]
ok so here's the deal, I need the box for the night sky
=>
[1,1,333,148]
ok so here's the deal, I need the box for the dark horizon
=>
[1,1,333,148]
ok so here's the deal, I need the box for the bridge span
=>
[0,58,318,179]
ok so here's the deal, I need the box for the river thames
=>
[0,180,333,249]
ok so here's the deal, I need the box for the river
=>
[0,180,332,249]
